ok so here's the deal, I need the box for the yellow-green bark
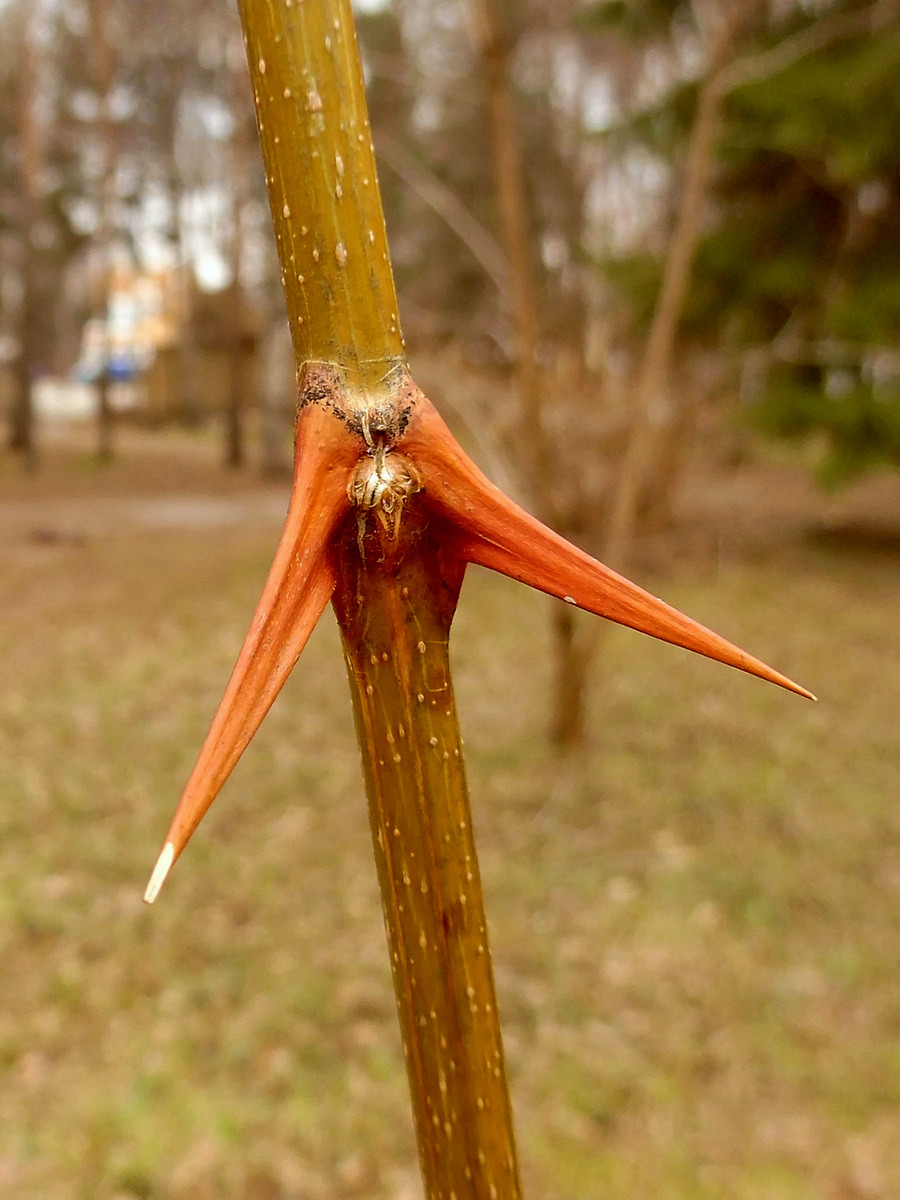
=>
[237,0,405,392]
[332,501,521,1199]
[236,3,523,1195]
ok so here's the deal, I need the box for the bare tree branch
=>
[722,0,900,93]
[376,133,510,294]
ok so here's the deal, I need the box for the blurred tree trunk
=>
[172,177,204,428]
[9,6,41,470]
[605,3,769,558]
[553,10,750,748]
[602,16,736,568]
[224,61,250,471]
[89,0,115,462]
[637,372,703,531]
[224,278,246,470]
[258,319,293,480]
[631,0,869,527]
[466,0,548,506]
[166,169,194,426]
[468,0,598,749]
[549,605,594,746]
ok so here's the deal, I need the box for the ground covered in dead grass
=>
[0,425,898,1200]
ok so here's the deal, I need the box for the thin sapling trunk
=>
[333,496,519,1197]
[143,3,815,1197]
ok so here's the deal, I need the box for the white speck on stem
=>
[258,57,266,74]
[282,203,291,218]
[307,89,322,112]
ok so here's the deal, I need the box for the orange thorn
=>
[401,397,815,702]
[145,403,363,893]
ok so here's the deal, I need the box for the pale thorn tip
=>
[143,842,175,905]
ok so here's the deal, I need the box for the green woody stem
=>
[237,0,405,390]
[332,502,521,1199]
[237,1,523,1194]
[144,7,812,1199]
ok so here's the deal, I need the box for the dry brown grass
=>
[0,426,898,1199]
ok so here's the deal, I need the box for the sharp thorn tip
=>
[143,842,175,905]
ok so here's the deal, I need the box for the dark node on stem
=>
[298,360,419,444]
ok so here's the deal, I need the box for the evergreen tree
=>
[589,0,900,484]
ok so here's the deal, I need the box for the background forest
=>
[1,1,898,1198]
[4,0,899,491]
